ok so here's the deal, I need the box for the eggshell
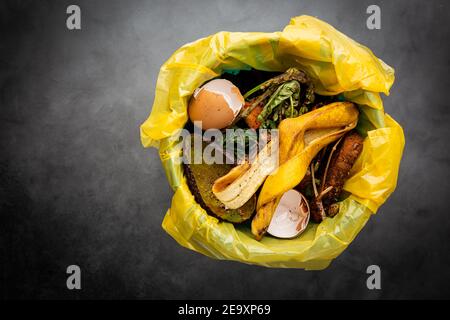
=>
[267,189,310,239]
[188,79,244,130]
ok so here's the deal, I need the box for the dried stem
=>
[317,186,333,201]
[311,162,326,219]
[320,136,344,192]
[310,163,318,197]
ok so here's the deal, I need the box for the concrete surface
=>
[1,0,449,299]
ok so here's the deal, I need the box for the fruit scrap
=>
[251,102,359,240]
[184,135,256,223]
[212,139,278,210]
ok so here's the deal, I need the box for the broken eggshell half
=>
[188,79,244,130]
[267,189,310,239]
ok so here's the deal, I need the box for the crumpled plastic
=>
[140,15,405,269]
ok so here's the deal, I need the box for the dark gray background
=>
[1,0,449,299]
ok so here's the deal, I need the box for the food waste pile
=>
[184,68,364,240]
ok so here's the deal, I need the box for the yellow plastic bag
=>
[140,15,405,269]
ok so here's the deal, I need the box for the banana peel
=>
[252,102,359,240]
[212,139,278,209]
